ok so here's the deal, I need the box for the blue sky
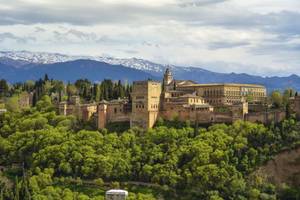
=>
[0,0,299,76]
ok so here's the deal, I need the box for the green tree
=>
[5,95,20,112]
[0,79,9,97]
[52,80,65,102]
[270,91,283,108]
[24,80,35,92]
[67,84,78,98]
[36,95,54,112]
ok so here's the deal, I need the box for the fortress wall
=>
[245,112,266,123]
[245,110,286,124]
[211,112,233,123]
[160,109,233,124]
[97,103,131,129]
[106,104,130,122]
[81,105,97,121]
[161,109,285,125]
[291,96,300,120]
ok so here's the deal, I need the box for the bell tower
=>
[163,67,173,91]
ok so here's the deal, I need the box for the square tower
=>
[130,80,162,129]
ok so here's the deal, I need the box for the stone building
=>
[18,92,34,109]
[50,68,292,130]
[97,99,131,129]
[175,83,267,106]
[130,80,162,129]
[81,103,98,121]
[93,68,271,129]
[161,92,215,122]
[59,96,97,122]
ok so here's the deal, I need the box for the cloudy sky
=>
[0,0,299,76]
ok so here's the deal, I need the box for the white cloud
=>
[0,0,299,76]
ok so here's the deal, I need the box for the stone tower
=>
[130,80,162,129]
[97,102,108,129]
[163,67,173,91]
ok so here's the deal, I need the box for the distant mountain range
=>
[0,59,157,83]
[0,50,300,92]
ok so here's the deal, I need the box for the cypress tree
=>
[14,177,19,200]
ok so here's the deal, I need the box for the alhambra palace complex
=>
[58,68,300,129]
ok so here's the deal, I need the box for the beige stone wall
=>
[160,107,185,121]
[160,109,234,124]
[81,104,97,121]
[161,108,286,125]
[106,103,130,122]
[18,92,32,109]
[160,102,249,125]
[97,101,131,129]
[246,112,266,124]
[245,110,286,124]
[210,112,234,123]
[291,96,300,119]
[248,104,268,112]
[58,102,78,116]
[230,102,248,121]
[58,102,97,122]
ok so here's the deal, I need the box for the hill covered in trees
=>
[0,96,300,199]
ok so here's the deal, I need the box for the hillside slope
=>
[255,147,300,186]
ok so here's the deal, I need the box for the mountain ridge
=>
[0,50,300,91]
[0,59,158,83]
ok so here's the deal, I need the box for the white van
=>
[105,189,128,200]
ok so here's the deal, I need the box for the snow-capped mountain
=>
[0,50,168,74]
[97,57,167,74]
[0,51,76,65]
[1,50,300,92]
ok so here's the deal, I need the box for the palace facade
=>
[58,68,297,129]
[96,68,270,129]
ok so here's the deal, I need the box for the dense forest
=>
[0,95,300,199]
[0,75,132,110]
